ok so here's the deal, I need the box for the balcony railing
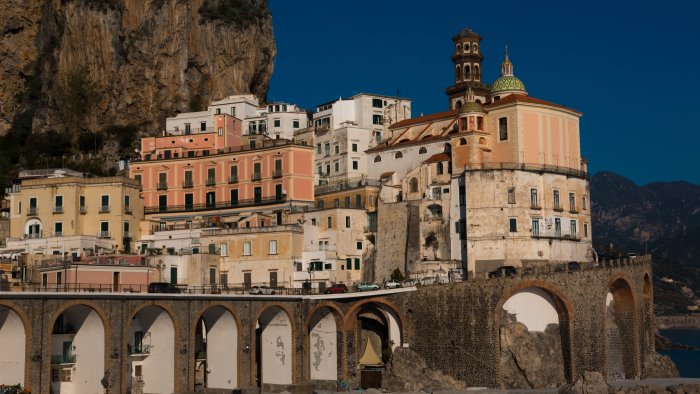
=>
[206,178,216,186]
[53,232,63,237]
[99,205,110,213]
[25,233,41,239]
[128,344,152,356]
[53,207,64,214]
[124,206,133,214]
[272,169,283,178]
[569,206,579,214]
[183,179,194,188]
[79,206,87,214]
[314,177,380,196]
[252,172,262,181]
[531,229,581,241]
[99,231,111,239]
[228,175,238,184]
[157,182,168,190]
[51,354,77,365]
[144,195,288,214]
[530,202,541,210]
[28,207,38,216]
[553,204,564,212]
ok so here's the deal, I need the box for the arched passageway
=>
[256,306,293,386]
[194,306,238,390]
[0,306,26,387]
[308,307,339,383]
[353,302,403,389]
[49,305,105,394]
[127,306,175,393]
[498,286,572,389]
[606,278,638,380]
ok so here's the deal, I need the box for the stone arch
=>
[459,137,467,146]
[0,301,31,388]
[495,280,575,388]
[192,303,243,390]
[126,303,178,394]
[373,155,381,163]
[409,177,419,193]
[47,301,109,394]
[306,304,344,384]
[604,274,639,380]
[252,303,297,387]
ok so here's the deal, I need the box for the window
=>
[507,187,515,204]
[355,194,362,207]
[249,140,256,149]
[243,241,251,256]
[419,147,427,154]
[134,174,142,185]
[373,155,382,162]
[477,117,483,130]
[317,144,322,154]
[230,107,236,116]
[334,162,339,172]
[201,122,206,132]
[326,164,330,175]
[530,188,538,208]
[206,191,215,207]
[275,159,282,172]
[79,196,85,211]
[582,196,588,210]
[124,221,130,237]
[253,162,261,180]
[345,216,350,228]
[273,119,280,128]
[275,184,283,200]
[269,240,278,255]
[395,151,403,159]
[555,218,561,236]
[327,216,332,228]
[100,221,109,238]
[569,193,576,211]
[376,132,382,143]
[293,120,300,128]
[410,178,418,193]
[532,219,540,236]
[356,241,363,250]
[184,123,191,134]
[220,243,228,257]
[499,117,508,141]
[352,143,358,152]
[352,160,358,170]
[124,195,131,210]
[159,195,168,211]
[334,145,339,154]
[54,222,63,237]
[509,218,517,233]
[101,195,110,212]
[344,196,351,207]
[230,189,238,205]
[345,257,351,270]
[372,114,383,125]
[317,166,322,175]
[584,223,589,238]
[372,98,383,108]
[554,190,561,209]
[311,218,317,226]
[254,187,262,203]
[354,258,360,270]
[437,162,444,175]
[570,220,577,237]
[217,127,223,136]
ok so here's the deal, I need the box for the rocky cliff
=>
[0,0,275,179]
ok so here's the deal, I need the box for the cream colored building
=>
[3,170,143,256]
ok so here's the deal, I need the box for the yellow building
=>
[4,170,143,256]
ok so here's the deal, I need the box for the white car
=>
[384,280,403,289]
[249,285,275,295]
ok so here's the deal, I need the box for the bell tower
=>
[445,28,490,110]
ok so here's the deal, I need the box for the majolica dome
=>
[459,100,484,114]
[492,75,526,93]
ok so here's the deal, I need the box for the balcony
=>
[569,206,579,214]
[51,354,76,365]
[79,206,87,214]
[99,205,110,213]
[183,179,194,188]
[272,169,283,178]
[228,175,239,184]
[157,182,168,191]
[28,207,38,216]
[553,204,564,212]
[530,202,541,210]
[99,231,111,239]
[124,206,132,215]
[53,206,64,214]
[53,232,63,237]
[144,194,288,214]
[128,344,152,358]
[531,229,581,241]
[25,233,41,239]
[252,172,262,181]
[206,178,216,186]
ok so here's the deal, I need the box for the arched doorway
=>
[194,306,238,390]
[606,278,638,380]
[49,305,105,394]
[308,307,340,383]
[498,287,572,388]
[256,306,292,386]
[0,306,26,387]
[353,302,403,389]
[127,306,175,393]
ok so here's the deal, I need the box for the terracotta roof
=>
[379,171,395,179]
[390,109,458,129]
[423,153,450,164]
[366,135,450,153]
[485,94,581,115]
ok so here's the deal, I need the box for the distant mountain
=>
[590,171,700,314]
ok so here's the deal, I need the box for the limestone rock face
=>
[558,371,608,394]
[0,0,275,136]
[642,352,680,378]
[500,322,567,389]
[381,347,466,392]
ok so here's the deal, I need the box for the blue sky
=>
[267,1,700,186]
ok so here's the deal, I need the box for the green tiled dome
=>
[459,100,484,114]
[492,75,526,93]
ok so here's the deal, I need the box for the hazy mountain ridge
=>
[591,171,700,314]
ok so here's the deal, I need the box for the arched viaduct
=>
[0,257,653,392]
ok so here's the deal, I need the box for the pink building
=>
[37,255,151,292]
[130,113,315,227]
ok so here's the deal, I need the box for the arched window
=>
[474,64,480,77]
[455,43,461,53]
[472,44,478,53]
[464,64,471,80]
[455,100,462,110]
[444,143,451,153]
[418,147,427,154]
[459,138,467,146]
[373,155,382,163]
[479,137,486,145]
[455,65,461,81]
[409,178,418,193]
[477,116,484,130]
[437,162,444,175]
[395,151,403,159]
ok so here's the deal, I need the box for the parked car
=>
[384,280,403,289]
[488,266,518,278]
[147,282,181,293]
[357,282,380,292]
[249,285,275,295]
[567,261,582,271]
[402,279,419,287]
[324,283,349,294]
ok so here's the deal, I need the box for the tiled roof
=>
[380,171,395,179]
[485,94,581,115]
[389,110,458,129]
[423,153,450,164]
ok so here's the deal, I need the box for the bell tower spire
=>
[445,28,490,110]
[501,45,514,77]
